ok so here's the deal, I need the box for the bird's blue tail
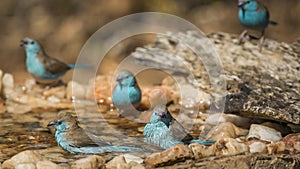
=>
[189,139,216,146]
[100,146,144,153]
[78,146,143,154]
[68,64,92,69]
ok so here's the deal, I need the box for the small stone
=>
[106,155,127,169]
[124,154,144,164]
[15,163,36,169]
[267,141,285,154]
[72,155,105,169]
[145,144,193,167]
[66,81,86,100]
[36,160,62,169]
[261,122,292,136]
[127,161,145,169]
[247,124,282,142]
[24,78,37,91]
[293,142,300,152]
[215,138,249,156]
[2,73,14,98]
[43,86,66,99]
[189,143,215,159]
[248,142,267,153]
[282,133,300,147]
[2,150,44,168]
[205,113,251,128]
[205,122,249,140]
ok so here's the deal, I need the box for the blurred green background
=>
[0,0,299,82]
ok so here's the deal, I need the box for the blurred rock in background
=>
[0,0,299,82]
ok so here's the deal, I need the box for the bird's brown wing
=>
[37,51,70,75]
[257,2,270,19]
[66,127,111,147]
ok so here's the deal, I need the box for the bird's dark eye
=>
[58,121,62,125]
[31,41,35,45]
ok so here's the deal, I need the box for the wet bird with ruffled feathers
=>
[143,104,215,149]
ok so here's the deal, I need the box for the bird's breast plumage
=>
[238,8,269,29]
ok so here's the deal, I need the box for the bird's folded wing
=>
[38,53,70,74]
[66,128,111,147]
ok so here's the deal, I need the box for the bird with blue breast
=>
[237,0,277,50]
[20,38,89,84]
[112,70,142,120]
[143,104,216,149]
[47,111,144,154]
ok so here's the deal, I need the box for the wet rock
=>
[205,113,251,129]
[205,122,249,140]
[247,124,282,142]
[36,160,62,169]
[189,143,215,159]
[248,141,267,153]
[106,155,127,169]
[2,73,14,98]
[267,141,285,154]
[215,138,249,156]
[43,86,66,99]
[132,31,300,125]
[67,81,86,100]
[6,102,32,114]
[24,78,37,91]
[123,154,144,164]
[141,86,177,109]
[293,142,300,152]
[127,161,145,169]
[15,163,36,169]
[282,133,300,147]
[145,144,193,167]
[6,93,73,113]
[282,133,300,152]
[2,150,43,168]
[87,75,113,103]
[261,122,292,136]
[72,155,105,169]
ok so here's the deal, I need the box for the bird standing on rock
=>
[20,38,88,82]
[143,104,215,149]
[237,0,277,50]
[47,112,143,154]
[112,70,142,118]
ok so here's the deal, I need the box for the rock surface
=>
[131,31,300,125]
[145,144,193,167]
[247,124,282,142]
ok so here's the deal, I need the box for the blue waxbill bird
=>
[143,104,215,149]
[47,112,143,154]
[237,0,277,50]
[20,38,88,81]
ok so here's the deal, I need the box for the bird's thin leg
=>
[238,30,248,44]
[259,29,265,52]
